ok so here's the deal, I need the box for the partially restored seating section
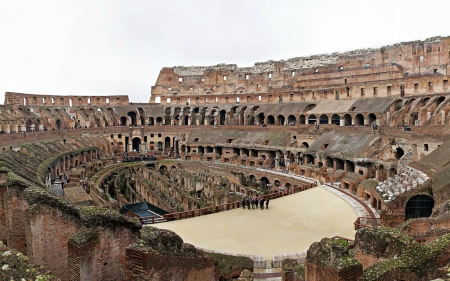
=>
[1,36,450,280]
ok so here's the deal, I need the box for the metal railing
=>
[354,217,380,230]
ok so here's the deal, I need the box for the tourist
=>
[247,198,251,210]
[260,197,265,210]
[266,198,270,209]
[242,198,246,209]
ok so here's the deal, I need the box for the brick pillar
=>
[5,187,28,254]
[68,240,98,281]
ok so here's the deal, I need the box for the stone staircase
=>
[375,150,429,203]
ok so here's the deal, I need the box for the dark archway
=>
[299,115,306,124]
[308,115,317,124]
[164,137,171,152]
[148,117,154,125]
[343,114,352,126]
[128,111,137,126]
[405,195,434,220]
[267,115,275,125]
[219,110,226,125]
[368,113,377,125]
[331,114,340,125]
[132,137,141,152]
[120,116,127,126]
[395,147,404,160]
[355,114,364,126]
[319,114,329,124]
[277,115,285,125]
[56,119,62,130]
[288,115,296,125]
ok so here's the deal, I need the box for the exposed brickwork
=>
[26,204,82,280]
[125,248,216,281]
[306,262,362,281]
[5,187,28,254]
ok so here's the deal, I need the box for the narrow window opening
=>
[428,82,433,90]
[268,73,272,79]
[360,88,365,96]
[245,74,249,80]
[178,77,183,82]
[424,144,429,151]
[387,86,392,95]
[339,66,344,71]
[373,87,377,96]
[291,71,295,77]
[414,84,419,92]
[223,75,227,81]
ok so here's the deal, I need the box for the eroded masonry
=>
[2,36,450,280]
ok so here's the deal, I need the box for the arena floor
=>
[154,186,357,260]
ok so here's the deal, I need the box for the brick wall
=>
[26,204,82,280]
[126,248,216,281]
[0,187,7,245]
[5,187,28,254]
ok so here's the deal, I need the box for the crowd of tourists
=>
[241,197,270,210]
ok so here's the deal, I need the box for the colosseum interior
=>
[2,36,450,280]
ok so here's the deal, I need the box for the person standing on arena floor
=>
[260,197,265,210]
[266,198,270,209]
[242,197,246,209]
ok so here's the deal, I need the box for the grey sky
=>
[0,0,449,103]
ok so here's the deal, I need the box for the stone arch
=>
[148,117,154,125]
[164,136,171,151]
[156,117,163,125]
[128,111,137,126]
[288,115,296,125]
[132,137,141,152]
[319,114,328,124]
[405,195,434,220]
[301,142,309,148]
[120,116,127,126]
[355,114,364,126]
[267,115,275,125]
[307,115,317,124]
[277,115,285,125]
[343,114,352,126]
[368,113,377,125]
[331,114,340,125]
[299,115,306,124]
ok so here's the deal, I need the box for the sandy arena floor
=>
[154,187,357,260]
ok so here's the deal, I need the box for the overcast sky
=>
[0,0,449,104]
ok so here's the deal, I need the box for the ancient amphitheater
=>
[2,36,450,280]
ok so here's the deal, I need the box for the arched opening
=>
[301,142,309,148]
[120,116,127,126]
[277,115,285,125]
[319,114,329,124]
[132,137,141,152]
[355,114,364,126]
[304,154,314,164]
[260,177,269,189]
[184,115,189,125]
[335,159,344,170]
[56,119,62,130]
[164,137,171,152]
[307,115,317,124]
[288,115,296,125]
[346,160,355,173]
[405,195,434,220]
[219,110,226,125]
[331,114,340,125]
[257,113,265,125]
[343,114,352,126]
[436,96,445,106]
[394,99,403,111]
[395,147,404,160]
[299,115,306,124]
[410,112,419,125]
[326,157,333,169]
[267,115,275,125]
[148,117,154,126]
[285,183,291,189]
[128,112,137,126]
[149,141,155,151]
[156,117,163,125]
[368,113,377,125]
[389,167,397,177]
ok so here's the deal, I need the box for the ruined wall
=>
[5,187,28,254]
[126,227,216,281]
[4,92,129,106]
